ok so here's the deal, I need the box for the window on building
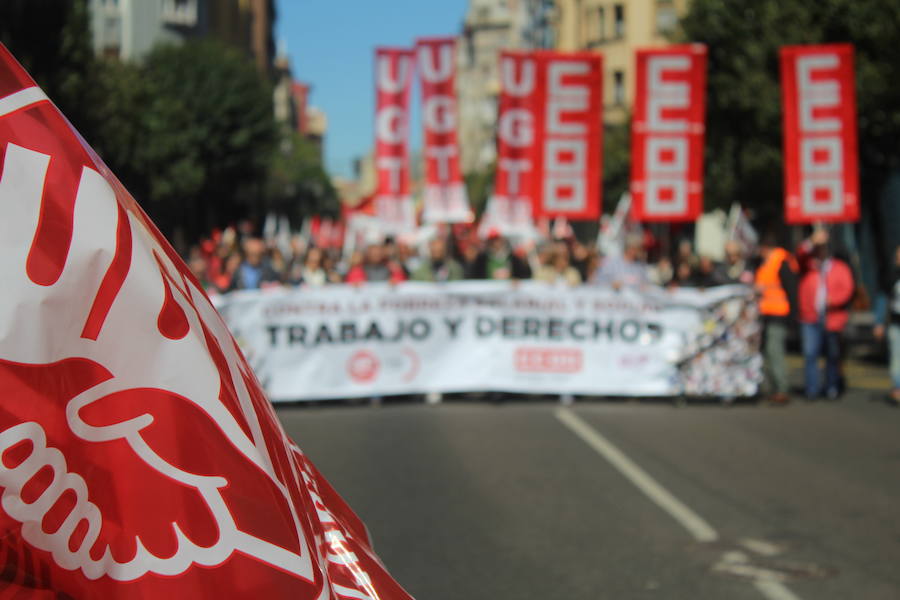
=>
[587,6,606,44]
[656,0,678,33]
[614,4,625,38]
[162,0,198,27]
[613,70,625,105]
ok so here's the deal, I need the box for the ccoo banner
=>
[631,45,707,222]
[374,47,417,233]
[780,44,859,224]
[417,37,471,223]
[217,282,761,401]
[532,51,603,221]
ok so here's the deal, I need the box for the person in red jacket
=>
[796,229,855,400]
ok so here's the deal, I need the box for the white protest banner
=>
[217,282,761,401]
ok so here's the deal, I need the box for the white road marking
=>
[741,537,785,557]
[555,407,718,542]
[555,407,803,600]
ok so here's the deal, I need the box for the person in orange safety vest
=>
[755,233,798,404]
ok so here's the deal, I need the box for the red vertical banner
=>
[291,80,309,134]
[480,51,538,237]
[631,45,707,222]
[532,51,603,221]
[374,47,416,233]
[780,44,858,224]
[416,37,472,223]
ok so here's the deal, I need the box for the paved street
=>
[277,360,900,600]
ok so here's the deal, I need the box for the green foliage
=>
[679,0,900,226]
[134,40,277,236]
[266,131,339,223]
[603,120,631,213]
[465,162,496,218]
[0,0,99,140]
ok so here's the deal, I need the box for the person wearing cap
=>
[796,229,855,400]
[592,233,649,290]
[754,233,798,404]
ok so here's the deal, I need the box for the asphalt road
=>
[277,365,900,600]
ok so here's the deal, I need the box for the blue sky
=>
[276,0,468,177]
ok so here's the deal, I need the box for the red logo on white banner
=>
[374,47,416,233]
[417,37,471,223]
[0,43,411,599]
[780,44,859,224]
[480,51,537,237]
[532,51,603,221]
[631,45,707,222]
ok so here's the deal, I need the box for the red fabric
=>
[780,44,859,224]
[374,48,416,231]
[796,242,855,330]
[416,37,471,223]
[0,42,412,599]
[486,51,538,229]
[631,45,707,222]
[531,51,603,220]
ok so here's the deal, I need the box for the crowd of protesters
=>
[185,221,900,406]
[185,224,759,294]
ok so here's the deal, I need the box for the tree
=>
[679,0,900,230]
[266,131,339,225]
[0,0,99,141]
[465,162,496,218]
[131,40,278,242]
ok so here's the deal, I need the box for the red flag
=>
[374,47,416,233]
[0,44,412,599]
[416,36,472,223]
[631,45,707,222]
[532,51,603,221]
[780,44,859,224]
[480,51,538,238]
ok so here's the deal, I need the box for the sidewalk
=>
[786,354,890,393]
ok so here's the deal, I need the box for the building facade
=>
[457,0,533,175]
[88,0,275,79]
[554,0,689,123]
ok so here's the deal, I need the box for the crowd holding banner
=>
[216,282,762,401]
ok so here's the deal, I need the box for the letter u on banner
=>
[631,45,707,223]
[532,51,603,221]
[374,47,417,234]
[780,44,859,224]
[416,37,472,224]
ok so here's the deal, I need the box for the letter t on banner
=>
[780,44,859,224]
[631,45,707,222]
[416,37,472,224]
[374,48,417,234]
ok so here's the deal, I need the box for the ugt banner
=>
[780,44,859,224]
[217,282,761,400]
[480,51,538,238]
[532,51,603,221]
[417,37,472,223]
[0,44,411,599]
[374,47,417,233]
[631,45,707,222]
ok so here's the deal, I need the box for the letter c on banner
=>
[424,96,456,133]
